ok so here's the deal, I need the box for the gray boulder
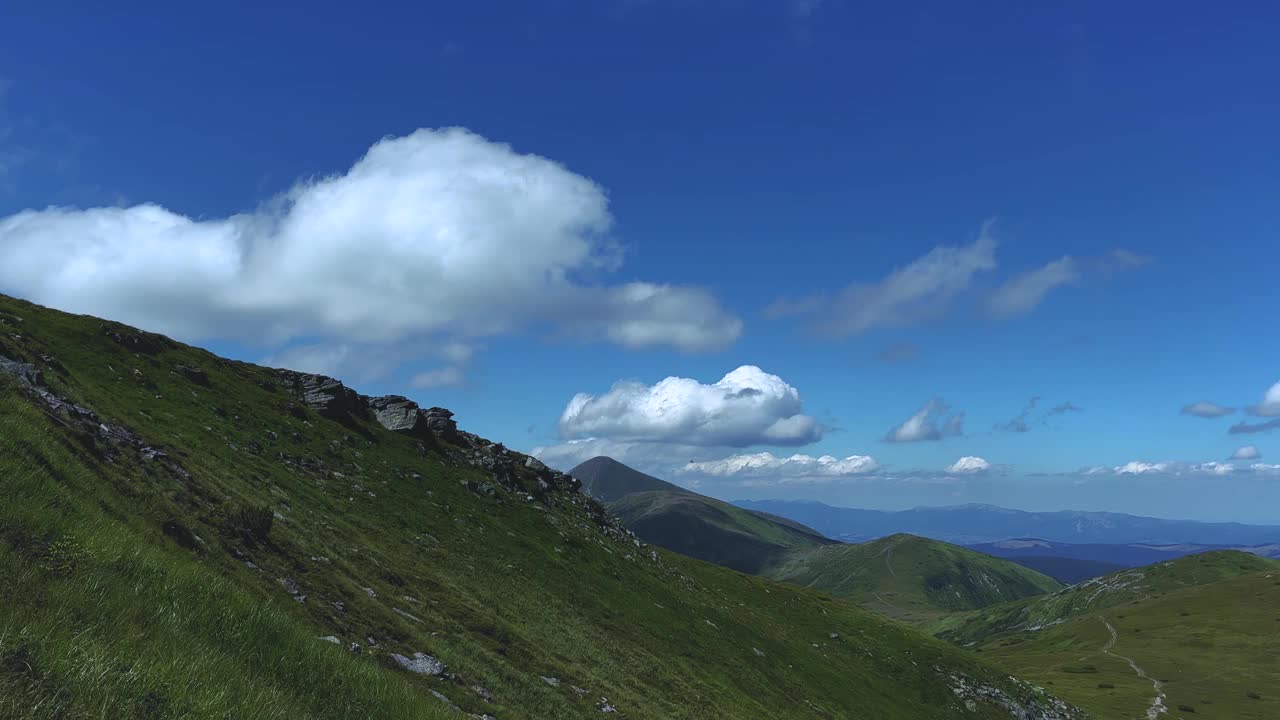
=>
[391,651,445,676]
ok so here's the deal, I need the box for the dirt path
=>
[1102,620,1167,719]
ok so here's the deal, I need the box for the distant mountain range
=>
[573,457,1061,620]
[734,499,1280,546]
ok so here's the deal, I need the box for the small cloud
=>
[1093,248,1155,273]
[873,341,921,364]
[1247,380,1280,417]
[1229,418,1280,435]
[411,366,464,389]
[946,456,990,474]
[885,398,964,443]
[1180,401,1235,418]
[1114,461,1170,475]
[986,257,1079,318]
[997,396,1040,433]
[1191,461,1235,476]
[680,451,880,483]
[996,397,1081,433]
[1230,445,1261,460]
[771,221,998,336]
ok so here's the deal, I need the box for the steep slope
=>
[938,553,1280,719]
[762,534,1063,624]
[606,489,832,574]
[572,455,694,503]
[736,500,1280,545]
[0,294,1084,720]
[571,457,831,574]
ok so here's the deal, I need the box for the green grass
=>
[762,534,1063,624]
[606,489,832,573]
[933,552,1280,719]
[0,294,1085,719]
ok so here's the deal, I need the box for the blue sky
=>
[2,1,1278,522]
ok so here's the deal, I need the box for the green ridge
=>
[763,534,1064,624]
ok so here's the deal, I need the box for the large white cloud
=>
[885,398,964,443]
[0,128,741,379]
[680,451,880,479]
[557,366,822,447]
[946,456,991,474]
[1249,381,1280,417]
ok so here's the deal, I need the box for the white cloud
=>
[1249,381,1280,417]
[680,451,880,480]
[530,437,706,475]
[1114,461,1171,475]
[766,221,998,335]
[558,365,822,447]
[885,398,964,443]
[946,456,991,474]
[1180,401,1235,418]
[1191,461,1234,475]
[411,367,465,389]
[0,128,741,376]
[986,257,1079,318]
[1078,460,1278,478]
[1230,445,1261,460]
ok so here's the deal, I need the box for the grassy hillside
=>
[936,553,1280,719]
[606,489,833,574]
[0,294,1084,720]
[935,550,1278,646]
[762,534,1063,624]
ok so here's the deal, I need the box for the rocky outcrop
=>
[368,395,424,433]
[275,370,365,420]
[1,352,190,474]
[0,356,41,386]
[366,395,459,440]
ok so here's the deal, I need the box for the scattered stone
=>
[393,607,424,623]
[318,635,340,644]
[391,652,445,676]
[363,586,378,598]
[597,698,618,713]
[472,685,493,702]
[347,642,361,654]
[541,676,560,687]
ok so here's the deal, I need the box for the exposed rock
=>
[422,406,457,437]
[173,364,210,386]
[541,676,560,687]
[276,370,364,420]
[368,395,428,434]
[0,355,41,386]
[318,635,340,644]
[390,651,445,676]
